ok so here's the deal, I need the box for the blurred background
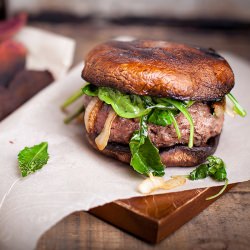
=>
[1,0,249,64]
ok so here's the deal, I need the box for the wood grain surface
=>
[32,21,250,249]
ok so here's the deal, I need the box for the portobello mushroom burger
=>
[63,40,246,177]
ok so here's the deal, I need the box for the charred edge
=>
[96,134,220,167]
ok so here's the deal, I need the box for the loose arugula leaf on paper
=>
[18,142,49,177]
[188,155,228,200]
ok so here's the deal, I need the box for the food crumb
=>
[9,141,14,144]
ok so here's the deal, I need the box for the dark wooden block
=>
[90,184,234,243]
[0,40,26,88]
[0,70,53,120]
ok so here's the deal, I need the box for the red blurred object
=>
[0,39,26,87]
[0,13,54,121]
[0,13,27,41]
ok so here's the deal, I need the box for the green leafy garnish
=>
[185,100,196,108]
[63,85,193,177]
[227,93,247,117]
[82,83,99,96]
[188,155,228,200]
[206,155,227,181]
[169,111,181,139]
[189,164,209,180]
[148,109,181,139]
[82,84,195,175]
[61,89,84,110]
[83,84,150,118]
[189,156,227,181]
[148,109,173,126]
[64,105,85,124]
[18,142,49,177]
[63,76,246,184]
[206,179,229,200]
[82,84,194,146]
[129,115,165,176]
[157,98,194,147]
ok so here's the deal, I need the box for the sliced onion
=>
[225,98,236,117]
[138,174,165,194]
[161,176,186,190]
[84,97,102,133]
[95,110,117,151]
[138,173,186,194]
[213,100,225,117]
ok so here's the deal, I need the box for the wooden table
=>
[34,20,250,249]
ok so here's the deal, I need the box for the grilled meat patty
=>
[84,96,224,148]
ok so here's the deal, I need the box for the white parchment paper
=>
[0,53,249,250]
[14,26,75,79]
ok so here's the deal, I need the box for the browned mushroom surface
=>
[82,40,234,101]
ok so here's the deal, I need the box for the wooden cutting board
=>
[90,184,234,243]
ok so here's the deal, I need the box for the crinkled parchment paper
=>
[15,26,75,79]
[0,53,249,250]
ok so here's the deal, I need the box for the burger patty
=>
[84,97,224,148]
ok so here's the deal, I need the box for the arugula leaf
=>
[227,93,247,117]
[129,116,165,176]
[187,155,228,200]
[82,84,99,96]
[169,111,181,139]
[206,178,229,200]
[148,109,173,126]
[207,155,227,181]
[61,89,84,110]
[185,100,195,108]
[83,84,190,120]
[148,109,181,139]
[213,167,227,182]
[188,156,227,181]
[99,88,150,118]
[158,98,194,148]
[18,142,49,177]
[61,87,87,124]
[64,105,85,124]
[189,164,209,180]
[83,84,151,118]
